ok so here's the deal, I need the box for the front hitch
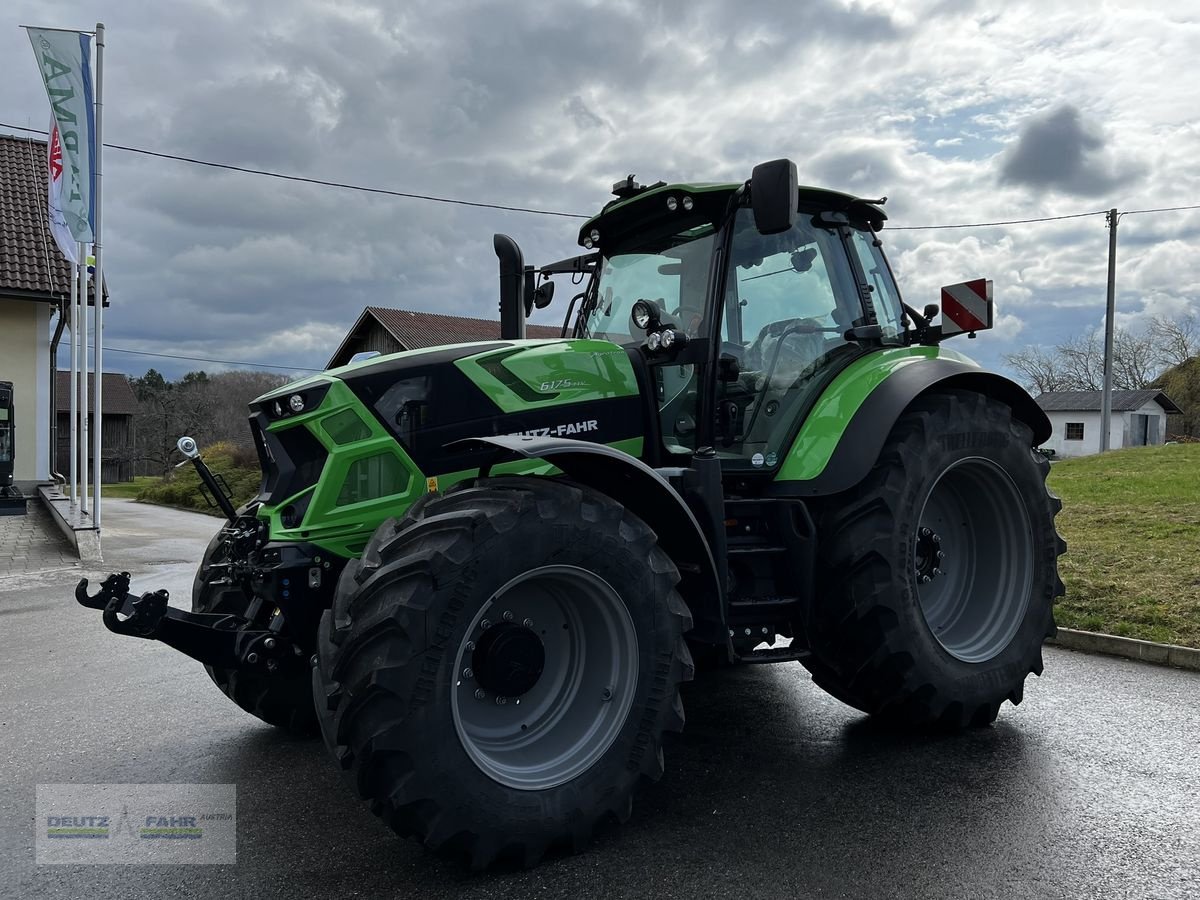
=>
[75,572,304,673]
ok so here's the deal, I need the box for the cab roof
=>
[578,181,888,248]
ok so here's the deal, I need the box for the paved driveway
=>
[1,499,1198,898]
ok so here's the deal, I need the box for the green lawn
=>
[1048,443,1200,648]
[101,475,162,499]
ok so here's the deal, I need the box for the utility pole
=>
[1100,208,1118,452]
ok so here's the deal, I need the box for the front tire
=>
[192,528,319,735]
[314,477,693,868]
[804,390,1065,729]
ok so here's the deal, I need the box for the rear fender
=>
[774,350,1050,497]
[448,435,725,642]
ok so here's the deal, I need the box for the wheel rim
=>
[914,457,1034,664]
[450,565,639,791]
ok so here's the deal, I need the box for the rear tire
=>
[192,529,319,736]
[314,477,693,868]
[803,390,1065,729]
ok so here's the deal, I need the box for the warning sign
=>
[939,278,993,336]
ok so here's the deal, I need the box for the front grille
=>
[249,412,328,506]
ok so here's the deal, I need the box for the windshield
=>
[578,222,717,345]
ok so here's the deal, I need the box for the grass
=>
[101,475,161,499]
[1048,443,1200,648]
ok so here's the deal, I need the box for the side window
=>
[714,211,862,469]
[848,229,905,342]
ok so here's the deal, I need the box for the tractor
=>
[77,159,1064,868]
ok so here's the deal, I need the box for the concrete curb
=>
[1048,627,1200,672]
[37,485,102,563]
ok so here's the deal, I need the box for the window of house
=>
[1065,422,1085,441]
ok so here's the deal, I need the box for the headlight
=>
[583,237,594,249]
[631,299,656,331]
[288,394,305,413]
[666,196,678,211]
[589,228,600,243]
[681,195,694,211]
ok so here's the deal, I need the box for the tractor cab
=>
[571,162,904,475]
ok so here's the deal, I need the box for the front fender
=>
[773,347,1050,497]
[448,435,724,641]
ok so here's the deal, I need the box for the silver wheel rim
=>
[915,456,1035,663]
[450,565,639,791]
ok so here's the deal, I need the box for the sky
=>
[3,0,1198,382]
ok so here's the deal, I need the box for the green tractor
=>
[77,159,1064,867]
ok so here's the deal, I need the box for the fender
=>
[772,348,1051,497]
[447,435,725,641]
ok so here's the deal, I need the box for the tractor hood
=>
[251,338,646,483]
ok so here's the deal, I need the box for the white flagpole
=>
[68,251,78,507]
[79,243,88,516]
[91,22,105,529]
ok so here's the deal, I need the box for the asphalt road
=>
[1,499,1198,899]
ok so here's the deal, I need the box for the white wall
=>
[0,299,52,483]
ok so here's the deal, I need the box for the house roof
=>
[1035,389,1183,415]
[54,371,138,416]
[328,305,563,367]
[0,134,104,305]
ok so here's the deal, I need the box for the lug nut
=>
[247,652,259,664]
[744,628,752,636]
[465,640,476,651]
[462,667,474,680]
[480,619,492,630]
[936,550,945,560]
[601,687,613,701]
[309,654,318,668]
[761,627,769,635]
[932,534,941,543]
[523,618,534,628]
[502,610,514,622]
[264,637,277,650]
[920,575,932,584]
[495,696,508,706]
[921,527,932,537]
[933,568,944,577]
[474,689,486,700]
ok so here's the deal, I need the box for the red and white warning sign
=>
[939,278,994,336]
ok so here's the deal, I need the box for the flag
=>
[26,27,95,242]
[47,118,78,263]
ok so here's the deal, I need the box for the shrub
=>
[136,441,262,515]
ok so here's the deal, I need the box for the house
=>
[1,134,72,489]
[54,372,137,483]
[1035,390,1183,457]
[327,306,563,368]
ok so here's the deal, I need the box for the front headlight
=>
[288,394,305,413]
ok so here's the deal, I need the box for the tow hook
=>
[74,572,300,673]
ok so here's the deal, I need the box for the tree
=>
[1148,314,1199,369]
[131,369,218,475]
[1004,326,1159,393]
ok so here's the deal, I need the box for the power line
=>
[6,120,1199,229]
[887,210,1109,231]
[1122,204,1200,216]
[0,121,587,220]
[102,345,318,372]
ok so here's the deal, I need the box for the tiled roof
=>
[54,371,138,416]
[1035,389,1183,414]
[366,306,562,348]
[0,133,102,303]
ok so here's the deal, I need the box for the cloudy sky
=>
[3,0,1198,381]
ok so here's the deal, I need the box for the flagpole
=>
[91,21,105,530]
[79,242,88,516]
[68,251,78,507]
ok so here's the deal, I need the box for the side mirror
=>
[750,158,798,235]
[532,279,555,310]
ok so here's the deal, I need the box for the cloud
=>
[998,105,1141,197]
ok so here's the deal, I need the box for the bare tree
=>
[1005,323,1166,394]
[1148,313,1199,369]
[1003,345,1075,393]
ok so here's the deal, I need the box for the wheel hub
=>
[914,527,945,583]
[472,623,545,697]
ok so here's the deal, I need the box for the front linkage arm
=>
[75,572,303,673]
